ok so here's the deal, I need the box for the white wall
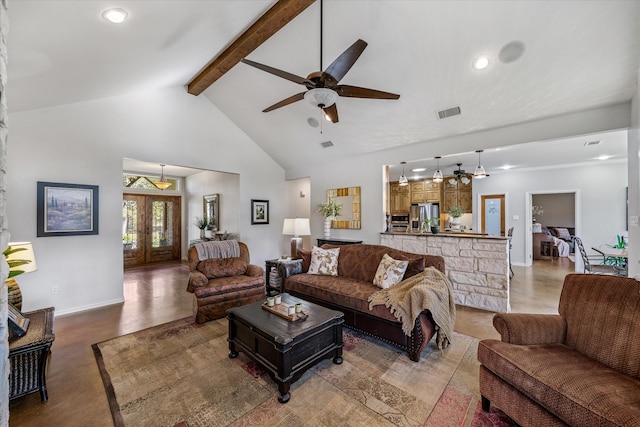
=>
[283,104,631,267]
[473,163,628,266]
[629,70,640,279]
[7,87,287,315]
[185,170,240,244]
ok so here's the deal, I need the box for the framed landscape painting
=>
[251,199,269,225]
[37,181,99,237]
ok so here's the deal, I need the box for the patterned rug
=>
[93,317,515,427]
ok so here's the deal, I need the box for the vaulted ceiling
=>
[7,1,640,179]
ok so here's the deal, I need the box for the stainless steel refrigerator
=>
[410,203,440,232]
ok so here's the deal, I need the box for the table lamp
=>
[282,218,310,259]
[5,242,38,310]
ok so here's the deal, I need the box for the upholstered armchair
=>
[478,274,640,426]
[187,241,265,323]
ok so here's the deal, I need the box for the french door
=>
[122,194,181,267]
[480,194,505,236]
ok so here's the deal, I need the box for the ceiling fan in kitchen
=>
[240,0,400,123]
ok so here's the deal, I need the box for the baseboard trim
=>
[53,298,125,317]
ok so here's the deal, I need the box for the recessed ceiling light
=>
[102,8,128,23]
[472,55,489,70]
[411,168,426,172]
[500,165,514,170]
[597,155,611,160]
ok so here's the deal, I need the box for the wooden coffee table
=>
[227,293,344,403]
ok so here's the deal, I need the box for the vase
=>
[451,217,461,230]
[324,217,332,238]
[6,278,22,310]
[200,229,206,240]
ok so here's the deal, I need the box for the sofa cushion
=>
[197,257,248,279]
[308,246,340,275]
[478,339,640,427]
[193,275,264,298]
[373,254,409,288]
[285,274,399,323]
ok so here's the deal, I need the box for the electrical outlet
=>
[51,285,59,295]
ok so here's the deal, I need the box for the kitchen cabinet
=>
[442,179,472,213]
[390,182,410,213]
[410,180,442,204]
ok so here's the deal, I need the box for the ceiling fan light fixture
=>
[433,156,443,183]
[399,161,409,187]
[304,88,338,108]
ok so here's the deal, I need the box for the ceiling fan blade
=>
[335,85,400,99]
[323,39,368,83]
[323,104,339,123]
[262,92,306,112]
[241,59,313,86]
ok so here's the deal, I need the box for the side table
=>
[9,307,55,402]
[265,258,299,295]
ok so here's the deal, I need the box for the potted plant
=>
[316,200,343,238]
[423,217,441,234]
[448,205,463,229]
[194,217,208,239]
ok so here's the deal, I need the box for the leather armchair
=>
[187,241,265,323]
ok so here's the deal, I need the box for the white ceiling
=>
[6,1,640,179]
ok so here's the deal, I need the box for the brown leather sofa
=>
[187,241,265,323]
[278,244,446,361]
[478,274,640,426]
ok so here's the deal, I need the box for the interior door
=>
[123,195,181,267]
[481,194,505,236]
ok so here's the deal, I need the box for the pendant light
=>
[433,156,443,183]
[399,161,409,186]
[155,164,172,190]
[473,150,487,179]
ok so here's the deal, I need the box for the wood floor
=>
[8,257,575,426]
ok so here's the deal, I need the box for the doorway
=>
[122,194,181,267]
[480,194,506,236]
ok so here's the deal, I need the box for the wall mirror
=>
[327,187,361,229]
[203,194,219,231]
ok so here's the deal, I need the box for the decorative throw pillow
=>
[554,228,572,241]
[403,256,425,280]
[373,254,409,289]
[308,246,340,276]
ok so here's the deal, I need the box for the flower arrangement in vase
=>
[194,217,208,239]
[448,206,463,230]
[316,200,343,238]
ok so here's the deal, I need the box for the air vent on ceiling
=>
[436,106,462,120]
[584,140,600,147]
[321,141,334,148]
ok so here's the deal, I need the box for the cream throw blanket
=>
[368,267,456,350]
[194,240,240,261]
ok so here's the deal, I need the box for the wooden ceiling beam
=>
[187,0,316,96]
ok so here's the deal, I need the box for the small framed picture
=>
[8,303,30,337]
[251,199,269,225]
[37,181,99,237]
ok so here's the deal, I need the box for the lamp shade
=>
[282,218,311,237]
[6,242,38,275]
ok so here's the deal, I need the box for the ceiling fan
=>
[240,1,400,123]
[450,163,472,185]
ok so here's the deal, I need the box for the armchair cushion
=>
[493,313,566,345]
[196,257,247,279]
[552,227,572,241]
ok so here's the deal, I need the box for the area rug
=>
[93,317,515,427]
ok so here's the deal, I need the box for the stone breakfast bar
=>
[380,232,511,313]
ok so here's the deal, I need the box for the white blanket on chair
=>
[553,237,570,257]
[194,240,240,260]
